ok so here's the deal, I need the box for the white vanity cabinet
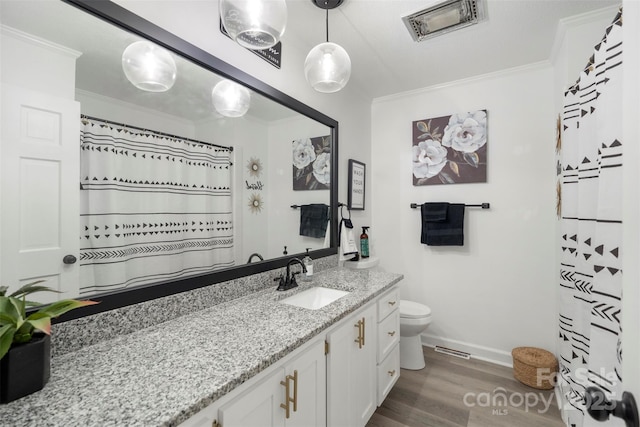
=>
[375,287,400,405]
[179,338,326,427]
[179,285,401,427]
[220,338,326,427]
[326,303,377,427]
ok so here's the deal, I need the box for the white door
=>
[327,304,377,427]
[351,304,377,427]
[286,339,326,427]
[1,83,80,300]
[219,367,286,427]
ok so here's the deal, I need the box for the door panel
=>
[220,368,285,427]
[286,339,326,427]
[1,83,80,300]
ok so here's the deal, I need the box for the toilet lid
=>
[400,300,431,319]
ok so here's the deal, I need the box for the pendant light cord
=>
[325,7,329,43]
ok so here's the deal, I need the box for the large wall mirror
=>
[0,0,338,319]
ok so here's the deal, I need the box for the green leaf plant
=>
[0,280,98,360]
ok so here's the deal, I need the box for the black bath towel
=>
[421,203,465,246]
[299,204,329,238]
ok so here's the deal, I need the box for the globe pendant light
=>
[220,0,287,50]
[122,41,177,92]
[304,0,351,93]
[212,79,251,118]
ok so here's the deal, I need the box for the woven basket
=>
[512,347,558,390]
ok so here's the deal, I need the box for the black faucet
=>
[274,257,307,291]
[246,253,264,263]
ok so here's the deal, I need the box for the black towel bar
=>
[410,203,490,209]
[291,202,346,209]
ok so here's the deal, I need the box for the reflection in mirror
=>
[0,0,337,308]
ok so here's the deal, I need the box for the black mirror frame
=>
[56,0,339,321]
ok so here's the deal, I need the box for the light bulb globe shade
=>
[122,41,177,92]
[220,0,287,50]
[304,42,351,93]
[212,80,251,118]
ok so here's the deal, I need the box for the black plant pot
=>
[0,334,51,403]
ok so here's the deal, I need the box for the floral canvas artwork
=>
[412,110,487,185]
[292,135,331,191]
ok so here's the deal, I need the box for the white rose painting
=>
[412,110,487,185]
[292,135,331,190]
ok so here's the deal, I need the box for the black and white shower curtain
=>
[79,118,234,295]
[558,10,623,426]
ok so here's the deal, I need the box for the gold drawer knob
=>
[388,331,396,337]
[388,301,396,306]
[388,369,396,377]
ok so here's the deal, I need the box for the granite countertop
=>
[0,267,402,427]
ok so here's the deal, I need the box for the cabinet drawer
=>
[377,343,400,406]
[377,286,399,321]
[377,310,399,362]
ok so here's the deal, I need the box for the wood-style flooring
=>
[367,347,565,427]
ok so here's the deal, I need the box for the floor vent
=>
[434,345,471,359]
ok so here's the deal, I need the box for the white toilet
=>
[399,300,432,370]
[344,258,432,370]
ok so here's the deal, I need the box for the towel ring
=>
[340,204,351,221]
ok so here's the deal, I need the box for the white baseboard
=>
[421,333,513,367]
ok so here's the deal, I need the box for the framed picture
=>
[348,159,366,210]
[412,109,487,185]
[292,135,331,191]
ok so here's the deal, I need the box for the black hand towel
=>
[299,204,329,238]
[421,202,449,222]
[421,203,465,246]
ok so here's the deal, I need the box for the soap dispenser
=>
[360,227,370,258]
[303,248,314,279]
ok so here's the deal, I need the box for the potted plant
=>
[0,281,97,403]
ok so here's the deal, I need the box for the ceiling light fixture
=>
[219,0,287,50]
[304,0,351,93]
[121,41,177,92]
[402,0,486,42]
[212,79,251,118]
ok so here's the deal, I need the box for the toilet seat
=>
[400,300,431,319]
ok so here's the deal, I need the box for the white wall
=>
[0,26,79,98]
[371,64,557,365]
[267,116,332,258]
[77,90,195,137]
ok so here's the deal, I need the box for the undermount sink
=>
[280,286,349,310]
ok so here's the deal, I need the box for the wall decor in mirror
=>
[0,0,338,319]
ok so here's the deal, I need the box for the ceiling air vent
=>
[402,0,486,42]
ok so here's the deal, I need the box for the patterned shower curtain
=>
[79,118,234,296]
[558,10,623,426]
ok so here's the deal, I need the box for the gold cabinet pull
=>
[361,317,366,347]
[354,319,363,348]
[388,369,396,377]
[280,373,295,419]
[292,370,298,413]
[388,300,396,306]
[354,318,366,348]
[388,331,396,337]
